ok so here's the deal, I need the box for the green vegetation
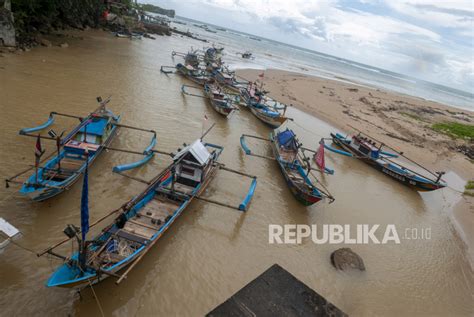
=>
[464,181,474,197]
[465,181,474,190]
[464,191,474,197]
[431,122,474,139]
[139,3,175,17]
[12,0,106,40]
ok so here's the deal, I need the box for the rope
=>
[446,185,466,195]
[9,239,37,255]
[87,279,105,317]
[77,262,105,317]
[290,120,328,140]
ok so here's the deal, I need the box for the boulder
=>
[59,42,68,48]
[0,4,16,47]
[331,248,366,271]
[39,38,53,47]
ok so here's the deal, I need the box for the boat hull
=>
[250,107,286,128]
[20,117,120,201]
[330,133,445,192]
[47,143,225,288]
[270,133,322,206]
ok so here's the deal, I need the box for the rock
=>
[457,145,474,160]
[331,248,366,271]
[0,3,16,47]
[39,38,52,47]
[359,96,372,106]
[59,42,68,48]
[347,88,359,92]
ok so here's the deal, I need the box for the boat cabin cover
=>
[172,140,212,187]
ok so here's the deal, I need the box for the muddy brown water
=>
[0,30,472,316]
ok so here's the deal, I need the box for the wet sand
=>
[0,30,473,316]
[238,68,474,267]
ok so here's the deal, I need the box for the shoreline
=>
[237,68,474,267]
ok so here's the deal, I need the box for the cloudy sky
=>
[150,0,473,92]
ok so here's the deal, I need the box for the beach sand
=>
[237,68,474,265]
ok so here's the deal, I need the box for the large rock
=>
[0,0,15,47]
[331,247,366,271]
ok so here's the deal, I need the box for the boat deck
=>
[42,157,85,182]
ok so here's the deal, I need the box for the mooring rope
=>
[8,239,37,255]
[77,265,105,317]
[290,119,329,140]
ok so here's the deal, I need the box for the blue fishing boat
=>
[6,97,157,201]
[204,47,224,66]
[16,103,120,201]
[239,83,288,128]
[182,83,238,117]
[40,134,257,288]
[213,70,247,93]
[240,129,334,206]
[329,132,447,191]
[175,63,210,85]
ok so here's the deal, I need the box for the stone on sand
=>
[331,248,366,271]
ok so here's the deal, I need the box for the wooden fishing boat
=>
[329,131,446,191]
[40,132,257,288]
[16,103,120,201]
[213,70,246,93]
[239,83,288,128]
[180,83,237,117]
[240,129,334,206]
[6,97,158,201]
[175,63,210,85]
[184,51,200,68]
[203,83,237,117]
[238,51,253,59]
[204,47,224,66]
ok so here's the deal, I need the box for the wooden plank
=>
[129,218,160,230]
[123,222,155,239]
[173,183,195,194]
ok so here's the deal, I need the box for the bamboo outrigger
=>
[181,83,238,118]
[240,129,334,206]
[5,97,158,201]
[326,127,447,191]
[39,125,257,288]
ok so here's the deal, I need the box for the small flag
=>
[35,134,44,159]
[80,151,89,241]
[314,139,325,171]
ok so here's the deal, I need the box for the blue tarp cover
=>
[277,129,296,148]
[79,118,107,136]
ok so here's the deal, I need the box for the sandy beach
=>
[238,68,474,265]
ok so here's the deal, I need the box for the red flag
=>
[35,135,43,160]
[314,139,325,171]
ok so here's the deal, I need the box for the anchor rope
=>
[8,239,37,254]
[77,265,105,317]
